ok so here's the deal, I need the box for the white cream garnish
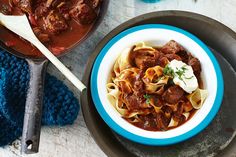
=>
[167,59,198,93]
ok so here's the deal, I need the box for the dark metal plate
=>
[81,11,236,157]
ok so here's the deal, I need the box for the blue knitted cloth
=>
[0,49,79,146]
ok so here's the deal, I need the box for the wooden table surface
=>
[1,0,236,156]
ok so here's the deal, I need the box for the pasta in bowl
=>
[107,41,208,131]
[90,24,224,145]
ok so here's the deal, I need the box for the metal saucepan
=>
[0,0,109,154]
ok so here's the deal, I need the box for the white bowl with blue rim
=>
[90,24,224,146]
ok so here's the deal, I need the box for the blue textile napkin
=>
[0,49,79,146]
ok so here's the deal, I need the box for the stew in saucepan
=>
[0,0,101,57]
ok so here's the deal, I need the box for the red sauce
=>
[109,40,205,131]
[126,109,197,131]
[0,0,97,57]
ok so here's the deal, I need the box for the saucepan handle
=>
[21,59,48,154]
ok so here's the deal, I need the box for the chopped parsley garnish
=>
[163,65,175,77]
[154,76,163,83]
[175,67,186,85]
[185,76,194,79]
[143,94,151,104]
[164,64,194,85]
[176,68,185,80]
[181,66,188,71]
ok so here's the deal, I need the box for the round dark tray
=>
[81,11,236,157]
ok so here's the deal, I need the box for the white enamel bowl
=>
[90,24,224,145]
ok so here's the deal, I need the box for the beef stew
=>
[0,0,101,57]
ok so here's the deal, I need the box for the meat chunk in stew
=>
[129,48,160,70]
[161,40,185,54]
[164,53,182,61]
[43,10,68,34]
[157,52,181,67]
[89,0,101,8]
[14,0,32,14]
[33,27,50,43]
[176,50,189,64]
[124,94,148,110]
[156,112,169,131]
[158,56,169,67]
[69,1,97,25]
[173,113,186,125]
[162,85,184,104]
[56,1,71,20]
[188,57,201,76]
[34,3,48,19]
[46,0,55,8]
[0,4,12,15]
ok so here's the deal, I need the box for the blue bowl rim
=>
[90,24,224,146]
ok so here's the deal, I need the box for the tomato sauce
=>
[0,0,97,57]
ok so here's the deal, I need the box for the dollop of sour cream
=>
[167,59,198,93]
